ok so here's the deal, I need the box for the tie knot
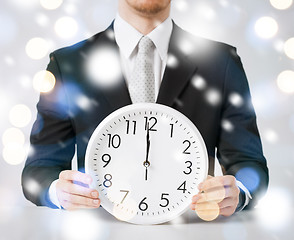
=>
[138,36,154,54]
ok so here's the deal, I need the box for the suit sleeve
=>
[21,52,76,208]
[216,48,269,209]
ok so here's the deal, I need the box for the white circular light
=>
[40,0,63,10]
[166,54,179,68]
[264,129,278,143]
[55,17,78,39]
[25,37,49,60]
[2,128,25,146]
[3,143,27,165]
[256,188,291,230]
[284,37,294,59]
[221,120,234,132]
[192,75,207,90]
[277,70,294,93]
[9,104,32,128]
[229,92,244,107]
[205,89,221,106]
[174,0,188,12]
[33,70,56,93]
[255,17,278,39]
[270,0,293,10]
[35,13,50,27]
[86,48,122,87]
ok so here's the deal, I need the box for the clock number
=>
[183,160,192,175]
[183,140,191,154]
[177,181,187,193]
[139,197,148,211]
[103,174,112,188]
[101,154,111,168]
[107,134,121,148]
[159,193,170,208]
[170,124,174,138]
[126,120,137,135]
[120,190,129,204]
[144,117,157,131]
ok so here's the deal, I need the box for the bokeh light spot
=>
[270,0,293,10]
[2,128,25,146]
[255,17,278,39]
[4,56,15,66]
[25,178,41,196]
[62,211,106,240]
[179,39,194,55]
[55,17,78,39]
[76,95,92,111]
[40,0,63,10]
[284,37,294,59]
[256,188,292,230]
[264,129,279,143]
[86,47,122,88]
[277,70,294,93]
[9,104,32,128]
[174,0,188,12]
[113,198,137,222]
[195,201,220,221]
[3,143,27,165]
[166,54,179,68]
[229,92,244,107]
[236,167,260,192]
[33,70,56,93]
[35,13,50,27]
[205,89,221,106]
[192,75,207,90]
[221,119,234,132]
[26,37,49,60]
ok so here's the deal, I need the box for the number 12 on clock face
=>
[85,103,208,225]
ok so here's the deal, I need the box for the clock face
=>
[85,103,208,224]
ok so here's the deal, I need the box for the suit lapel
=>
[94,22,198,110]
[157,23,198,107]
[93,24,132,111]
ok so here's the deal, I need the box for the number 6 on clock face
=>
[85,103,208,224]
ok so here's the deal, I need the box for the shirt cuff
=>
[236,180,252,212]
[48,179,62,209]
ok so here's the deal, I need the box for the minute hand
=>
[144,124,151,168]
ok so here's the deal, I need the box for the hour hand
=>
[144,123,151,168]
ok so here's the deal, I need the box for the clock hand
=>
[144,123,151,181]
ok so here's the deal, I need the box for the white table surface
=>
[0,206,292,240]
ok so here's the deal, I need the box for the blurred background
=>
[0,0,293,232]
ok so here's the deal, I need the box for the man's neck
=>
[118,1,170,35]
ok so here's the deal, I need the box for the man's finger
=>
[61,199,100,210]
[59,191,100,207]
[59,170,92,184]
[219,206,235,217]
[59,180,99,198]
[218,197,234,209]
[200,175,236,191]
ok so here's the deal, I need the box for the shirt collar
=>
[114,13,173,61]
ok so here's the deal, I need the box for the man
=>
[22,0,268,218]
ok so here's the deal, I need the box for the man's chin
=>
[127,0,171,15]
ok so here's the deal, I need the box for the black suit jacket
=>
[22,22,268,209]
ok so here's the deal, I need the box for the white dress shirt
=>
[114,14,173,100]
[49,14,251,211]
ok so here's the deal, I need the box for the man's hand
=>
[56,170,100,210]
[190,175,240,219]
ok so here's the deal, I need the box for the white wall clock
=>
[85,103,208,224]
